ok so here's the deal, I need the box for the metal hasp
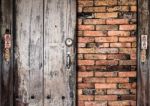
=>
[141,35,148,63]
[3,29,11,62]
[141,35,148,49]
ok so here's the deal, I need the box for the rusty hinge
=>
[3,29,11,62]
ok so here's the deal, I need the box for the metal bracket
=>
[141,35,147,50]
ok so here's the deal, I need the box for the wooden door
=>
[1,0,76,106]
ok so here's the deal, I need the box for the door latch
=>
[66,52,71,69]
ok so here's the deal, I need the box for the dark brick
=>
[107,65,131,71]
[129,77,137,83]
[78,12,94,19]
[83,89,96,95]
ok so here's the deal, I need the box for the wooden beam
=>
[0,0,14,106]
[137,0,150,105]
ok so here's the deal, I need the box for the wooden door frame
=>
[137,0,150,105]
[0,0,14,105]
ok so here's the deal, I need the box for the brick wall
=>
[77,0,137,106]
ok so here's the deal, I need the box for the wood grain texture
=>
[15,0,44,106]
[44,0,76,106]
[137,0,150,105]
[0,0,13,106]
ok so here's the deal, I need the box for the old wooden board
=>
[137,0,150,105]
[43,0,76,106]
[0,0,14,106]
[15,0,44,106]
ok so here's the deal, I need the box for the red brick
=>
[107,78,129,83]
[78,83,94,89]
[78,78,82,83]
[95,43,109,47]
[96,48,119,53]
[107,54,130,60]
[108,101,130,106]
[119,60,136,65]
[78,60,95,65]
[78,72,94,77]
[119,72,136,77]
[83,7,106,12]
[78,43,86,48]
[83,78,106,83]
[84,31,106,36]
[132,42,136,47]
[118,83,136,89]
[107,6,129,12]
[78,89,82,95]
[96,25,118,30]
[95,89,106,95]
[95,12,118,19]
[131,6,137,12]
[79,95,94,101]
[119,48,136,54]
[95,84,117,89]
[108,31,130,36]
[95,95,118,100]
[78,48,95,53]
[86,66,107,71]
[106,19,129,24]
[78,101,84,106]
[78,1,93,6]
[85,101,107,106]
[95,37,118,42]
[95,0,117,6]
[119,37,136,42]
[77,31,83,36]
[78,6,82,13]
[110,43,131,47]
[78,37,95,43]
[107,89,129,94]
[84,54,107,60]
[95,72,118,77]
[95,60,118,65]
[78,54,84,59]
[79,25,94,31]
[84,19,105,25]
[119,25,136,30]
[118,0,137,5]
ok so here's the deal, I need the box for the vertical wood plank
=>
[44,0,76,106]
[15,0,44,106]
[0,0,13,106]
[137,0,150,105]
[29,0,44,105]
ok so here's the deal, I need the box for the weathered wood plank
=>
[29,0,44,105]
[137,0,150,105]
[0,0,13,106]
[15,0,44,106]
[44,0,76,106]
